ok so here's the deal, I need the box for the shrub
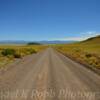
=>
[74,48,81,52]
[14,53,22,58]
[26,48,37,54]
[85,53,92,58]
[1,49,16,56]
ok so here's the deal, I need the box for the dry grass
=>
[54,42,100,69]
[0,45,47,68]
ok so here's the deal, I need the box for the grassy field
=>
[0,45,47,68]
[54,35,100,69]
[0,36,100,70]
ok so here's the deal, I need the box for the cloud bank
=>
[53,32,100,41]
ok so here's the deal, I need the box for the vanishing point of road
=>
[0,48,100,100]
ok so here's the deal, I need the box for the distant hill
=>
[81,35,100,44]
[0,35,100,45]
[39,40,77,44]
[0,40,28,44]
[0,40,77,45]
[0,40,40,45]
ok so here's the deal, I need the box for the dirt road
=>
[0,48,100,100]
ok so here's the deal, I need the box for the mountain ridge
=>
[0,40,77,44]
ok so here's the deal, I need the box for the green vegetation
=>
[0,45,47,68]
[1,48,37,58]
[1,48,16,56]
[27,42,41,45]
[54,35,100,69]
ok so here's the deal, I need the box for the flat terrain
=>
[0,48,100,100]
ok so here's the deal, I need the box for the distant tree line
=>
[27,42,41,45]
